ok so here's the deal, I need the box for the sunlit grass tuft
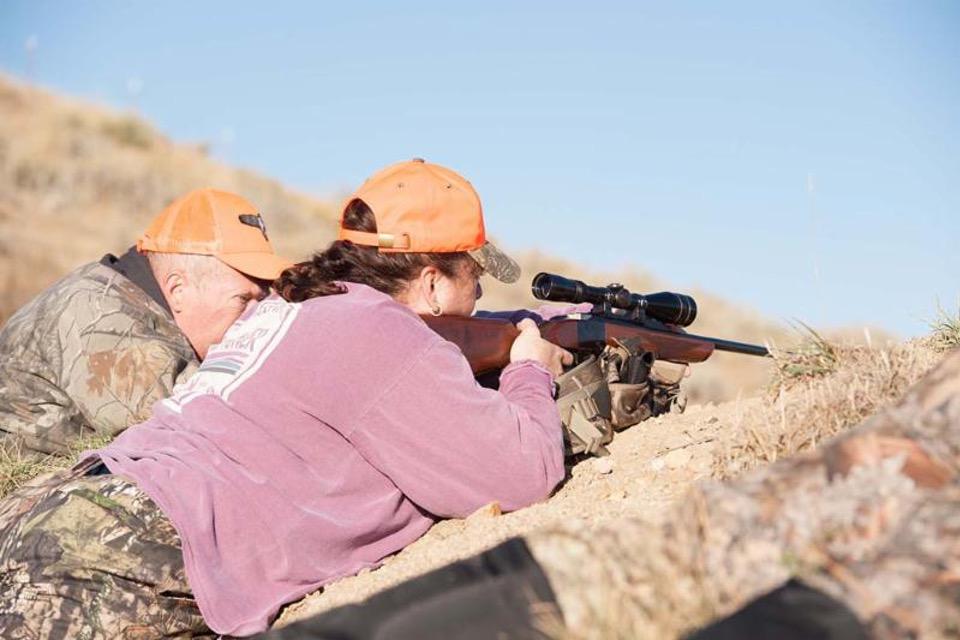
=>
[928,302,960,353]
[0,432,113,499]
[770,321,840,389]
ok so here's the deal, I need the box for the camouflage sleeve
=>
[57,288,196,439]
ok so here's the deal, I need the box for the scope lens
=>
[531,273,588,303]
[644,292,697,327]
[531,273,554,300]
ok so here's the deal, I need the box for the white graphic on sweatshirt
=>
[164,297,300,411]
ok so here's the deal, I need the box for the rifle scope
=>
[531,273,698,327]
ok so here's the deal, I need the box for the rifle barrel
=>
[596,318,771,359]
[693,334,770,357]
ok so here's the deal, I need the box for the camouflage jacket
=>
[0,250,198,455]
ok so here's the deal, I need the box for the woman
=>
[0,159,571,638]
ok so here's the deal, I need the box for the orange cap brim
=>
[217,251,295,281]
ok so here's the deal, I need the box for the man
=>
[0,188,292,456]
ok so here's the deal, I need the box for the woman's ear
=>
[418,265,440,295]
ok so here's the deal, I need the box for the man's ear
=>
[160,271,187,314]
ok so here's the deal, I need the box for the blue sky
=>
[2,1,957,336]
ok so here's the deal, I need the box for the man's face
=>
[174,261,267,358]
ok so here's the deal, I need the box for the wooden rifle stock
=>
[422,314,737,376]
[422,316,519,375]
[539,317,715,363]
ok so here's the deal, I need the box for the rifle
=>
[423,272,769,376]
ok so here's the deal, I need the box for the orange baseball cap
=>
[339,159,521,283]
[137,188,293,280]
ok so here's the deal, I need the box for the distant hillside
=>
[0,75,339,317]
[0,74,788,402]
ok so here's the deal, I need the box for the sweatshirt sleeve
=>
[344,339,565,517]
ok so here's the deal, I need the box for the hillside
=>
[0,75,338,317]
[0,74,787,402]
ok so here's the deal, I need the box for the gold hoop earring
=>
[429,302,443,317]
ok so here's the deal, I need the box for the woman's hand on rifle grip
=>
[509,318,573,378]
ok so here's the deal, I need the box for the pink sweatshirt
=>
[91,284,564,636]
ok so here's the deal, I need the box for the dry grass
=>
[0,433,113,499]
[712,333,940,479]
[99,114,156,150]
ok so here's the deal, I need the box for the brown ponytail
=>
[274,199,477,303]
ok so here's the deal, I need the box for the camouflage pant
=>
[0,460,213,639]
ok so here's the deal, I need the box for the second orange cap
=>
[137,188,293,280]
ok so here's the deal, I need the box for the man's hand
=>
[509,318,573,377]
